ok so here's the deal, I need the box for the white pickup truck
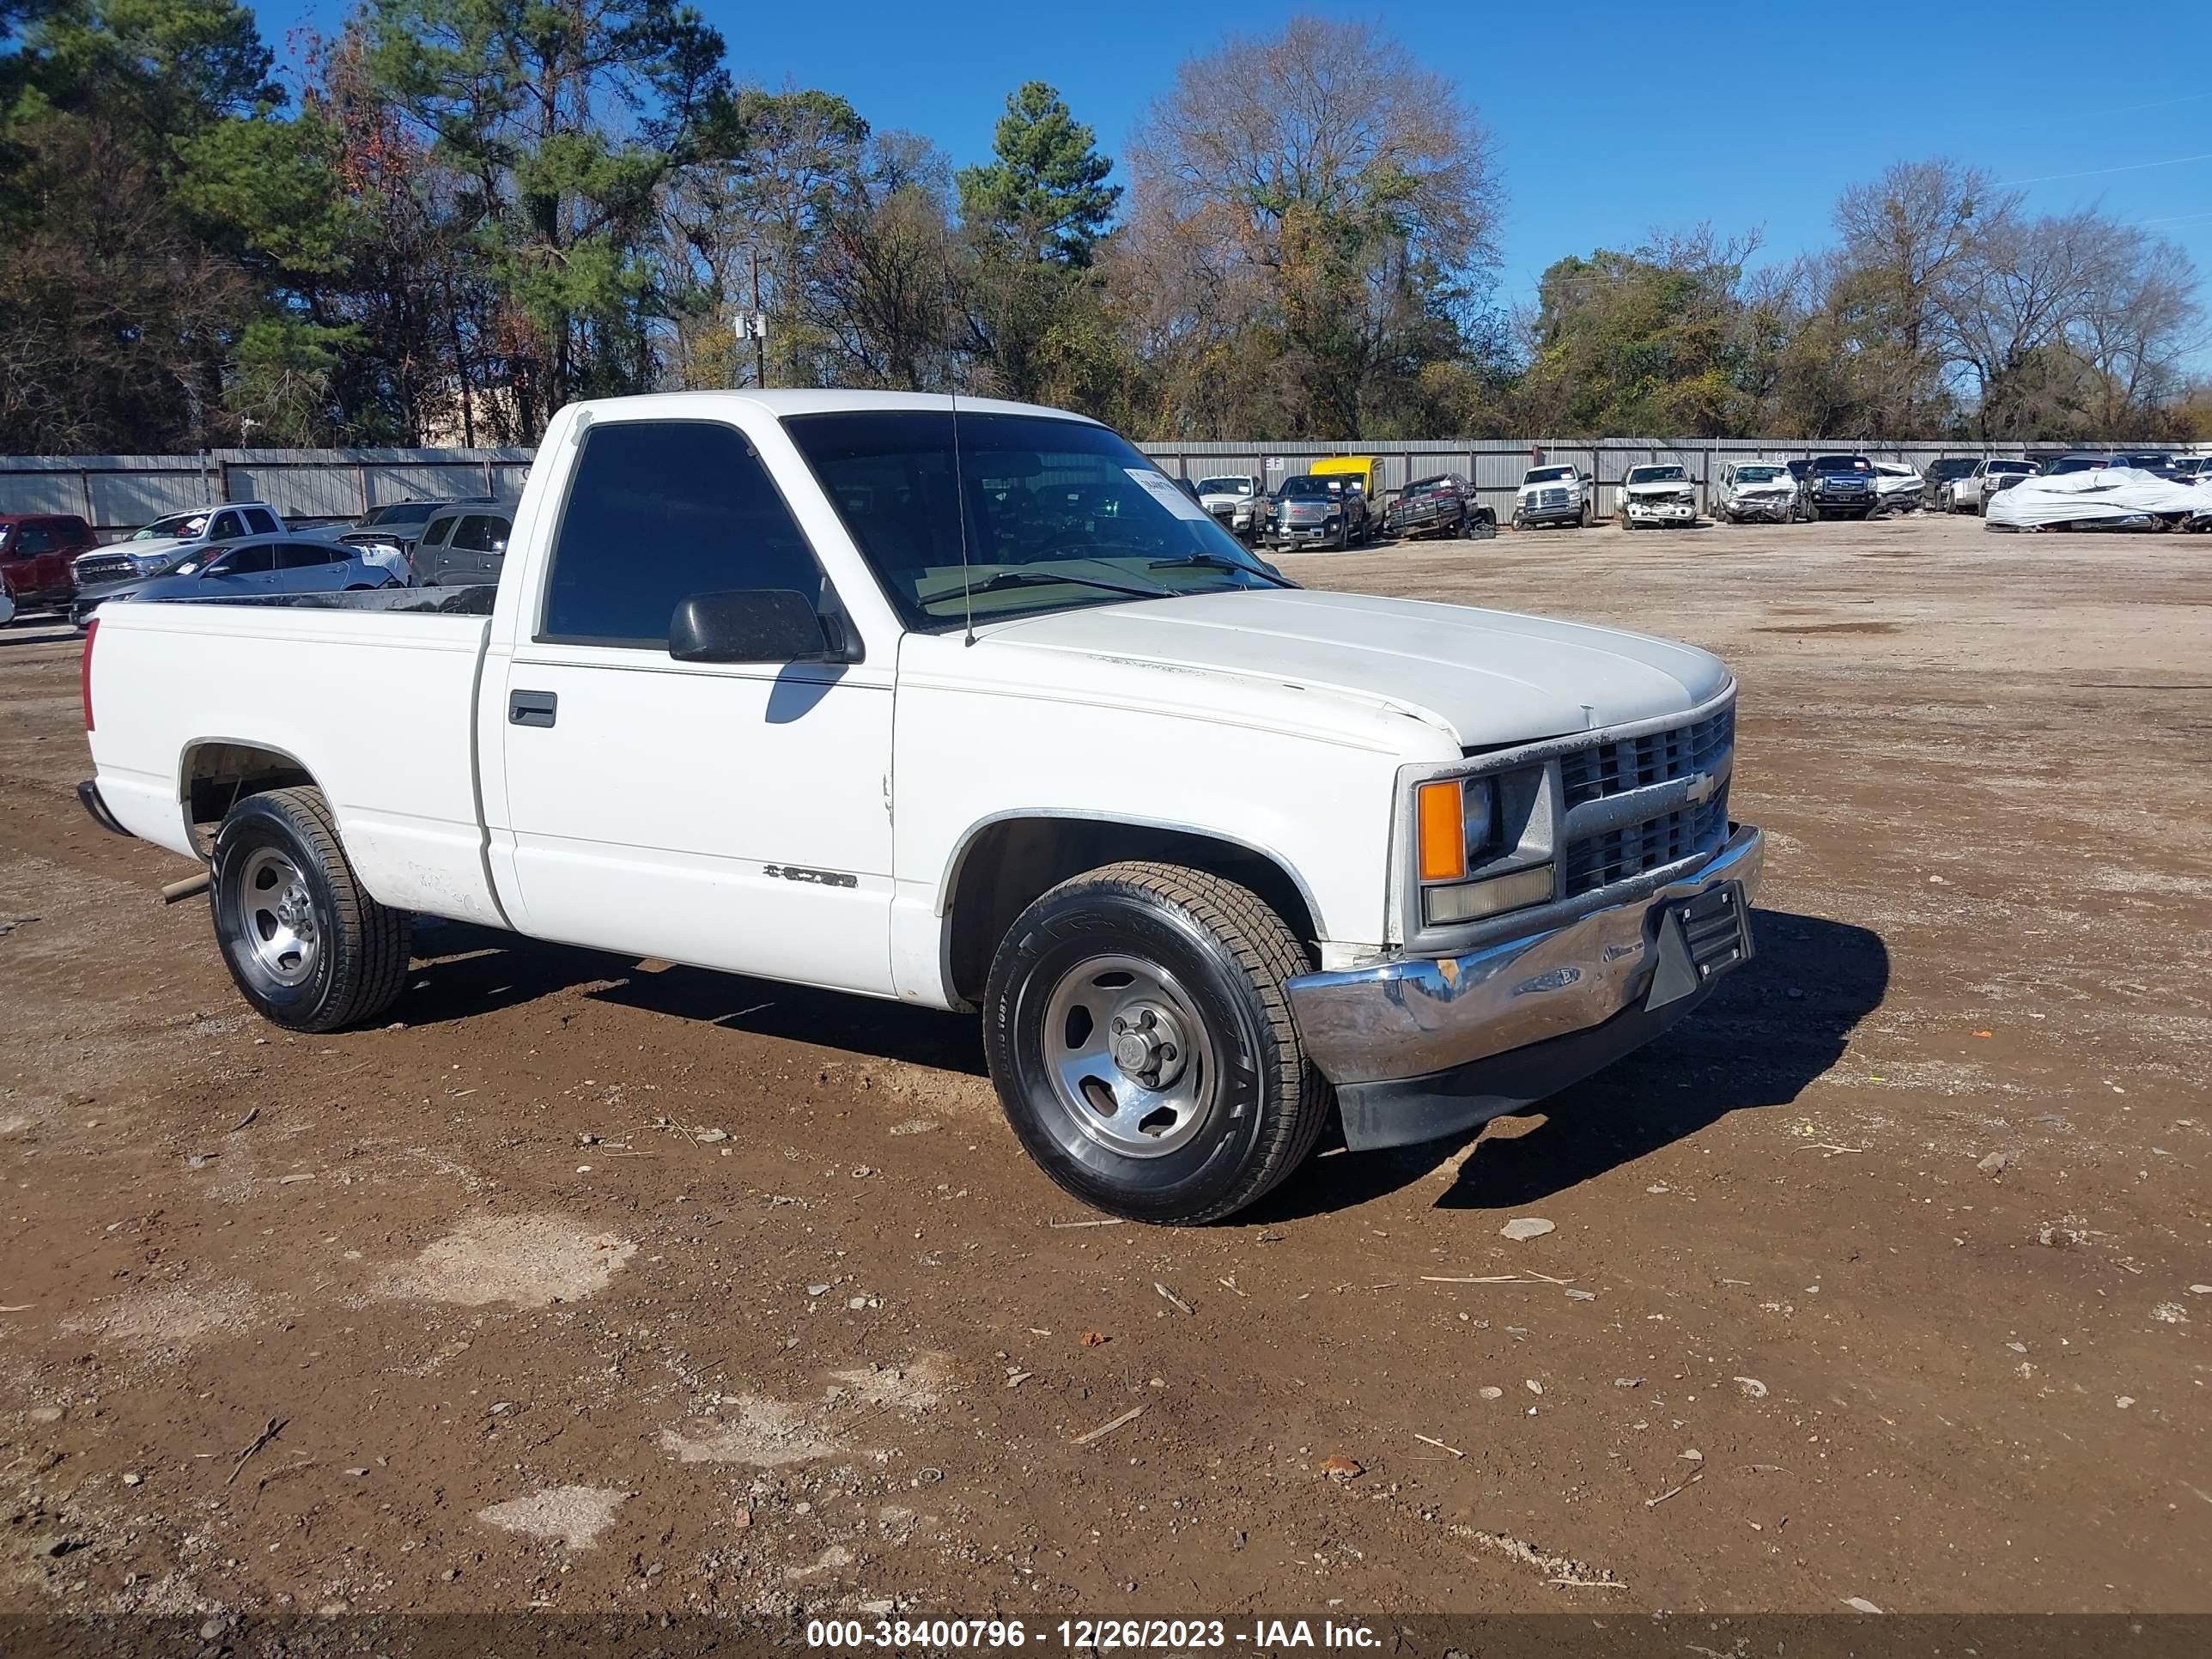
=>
[79,391,1762,1224]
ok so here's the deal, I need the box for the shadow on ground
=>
[394,906,1885,1223]
[398,920,987,1076]
[1247,907,1890,1223]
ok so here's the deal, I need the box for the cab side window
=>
[451,514,505,553]
[540,421,823,647]
[210,544,276,575]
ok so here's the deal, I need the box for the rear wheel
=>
[210,787,411,1033]
[982,861,1329,1224]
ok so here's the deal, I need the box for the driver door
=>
[495,415,895,995]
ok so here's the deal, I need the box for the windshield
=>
[1194,477,1253,496]
[363,501,437,526]
[130,512,209,542]
[1523,466,1574,484]
[784,410,1292,630]
[1735,466,1784,483]
[1813,456,1870,471]
[1626,465,1686,484]
[1990,460,2034,475]
[1277,476,1338,499]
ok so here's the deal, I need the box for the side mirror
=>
[669,589,836,665]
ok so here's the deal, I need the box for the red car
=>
[0,513,97,611]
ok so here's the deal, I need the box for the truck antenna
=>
[950,381,975,647]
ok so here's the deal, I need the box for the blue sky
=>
[262,0,2212,362]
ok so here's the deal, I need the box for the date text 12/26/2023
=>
[806,1619,1382,1650]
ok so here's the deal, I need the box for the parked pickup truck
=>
[80,391,1763,1224]
[1511,465,1596,530]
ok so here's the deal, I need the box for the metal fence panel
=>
[88,468,210,526]
[3,440,2202,538]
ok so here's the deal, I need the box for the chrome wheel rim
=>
[1040,954,1218,1158]
[232,847,319,987]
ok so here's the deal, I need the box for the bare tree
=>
[1126,15,1503,436]
[1831,158,2016,429]
[1940,210,2103,437]
[2072,227,2202,432]
[801,132,960,391]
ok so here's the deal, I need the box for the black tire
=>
[1579,497,1595,528]
[1805,502,1822,523]
[1510,509,1526,532]
[210,786,412,1033]
[982,860,1329,1224]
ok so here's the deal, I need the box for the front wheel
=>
[210,787,412,1033]
[982,861,1330,1224]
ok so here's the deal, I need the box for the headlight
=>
[1414,774,1554,926]
[134,553,170,573]
[1415,776,1498,881]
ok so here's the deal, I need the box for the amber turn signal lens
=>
[1416,780,1467,883]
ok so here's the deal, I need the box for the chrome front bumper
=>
[1285,825,1764,1149]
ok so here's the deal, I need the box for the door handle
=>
[509,690,558,728]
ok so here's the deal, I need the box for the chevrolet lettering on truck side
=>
[79,392,1763,1224]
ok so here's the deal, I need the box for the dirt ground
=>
[0,510,2207,1622]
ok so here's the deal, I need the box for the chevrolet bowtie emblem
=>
[1683,770,1718,806]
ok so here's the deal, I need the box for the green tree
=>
[364,0,733,428]
[957,81,1118,266]
[1516,231,1765,436]
[953,82,1124,408]
[0,0,281,449]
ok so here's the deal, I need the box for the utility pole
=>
[748,248,769,389]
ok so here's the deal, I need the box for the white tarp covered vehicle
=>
[1985,466,2212,532]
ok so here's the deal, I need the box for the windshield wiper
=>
[927,568,1174,605]
[1147,552,1297,587]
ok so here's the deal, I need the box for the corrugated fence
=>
[2,439,2200,535]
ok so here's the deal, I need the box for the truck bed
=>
[85,595,507,925]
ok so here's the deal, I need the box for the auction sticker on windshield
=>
[1127,468,1212,522]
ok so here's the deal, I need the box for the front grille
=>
[74,555,137,586]
[1538,487,1568,509]
[1560,704,1734,807]
[1558,702,1735,896]
[1562,792,1731,896]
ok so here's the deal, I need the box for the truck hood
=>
[974,588,1729,749]
[1198,491,1255,509]
[1624,478,1694,497]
